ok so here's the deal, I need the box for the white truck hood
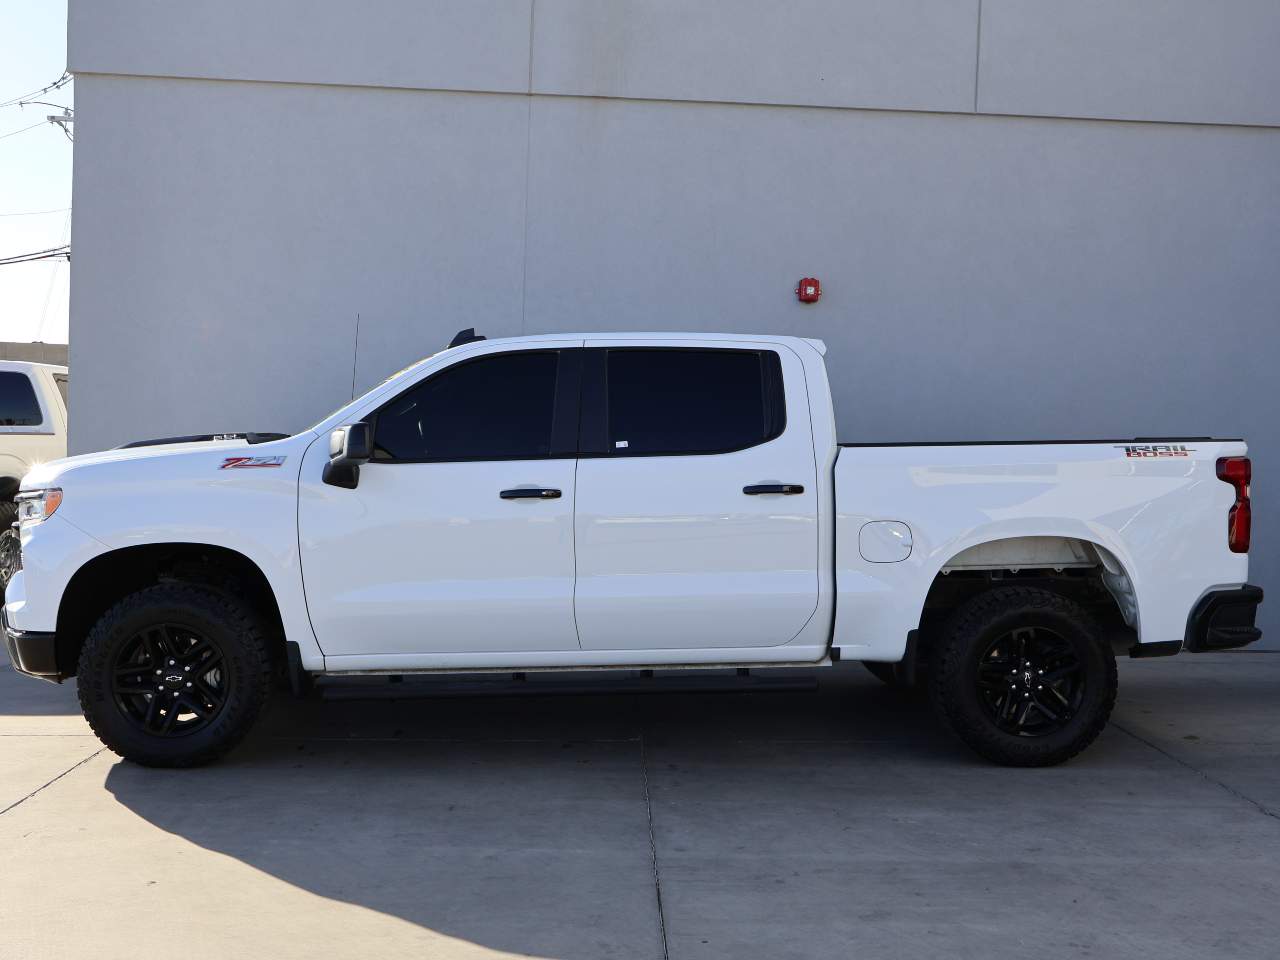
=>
[21,435,312,490]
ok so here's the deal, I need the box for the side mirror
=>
[322,422,372,489]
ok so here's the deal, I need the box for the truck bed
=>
[829,437,1250,662]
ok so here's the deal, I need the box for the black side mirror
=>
[322,422,372,489]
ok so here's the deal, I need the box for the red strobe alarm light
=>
[796,278,821,303]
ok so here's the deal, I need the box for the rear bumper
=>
[1128,585,1264,658]
[1185,585,1265,653]
[2,606,61,682]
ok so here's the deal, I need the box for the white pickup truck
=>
[0,360,69,587]
[0,359,69,524]
[3,332,1262,768]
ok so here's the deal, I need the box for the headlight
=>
[15,488,63,525]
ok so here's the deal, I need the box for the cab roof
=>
[444,330,827,356]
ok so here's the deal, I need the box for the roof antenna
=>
[349,312,361,400]
[448,328,486,349]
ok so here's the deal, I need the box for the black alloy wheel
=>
[78,582,273,767]
[974,625,1084,737]
[930,585,1117,766]
[111,623,229,737]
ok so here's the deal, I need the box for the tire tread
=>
[929,585,1117,767]
[76,582,273,767]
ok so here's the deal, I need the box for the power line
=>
[0,72,71,110]
[0,252,69,266]
[0,245,70,267]
[0,207,70,218]
[36,210,73,341]
[0,121,47,142]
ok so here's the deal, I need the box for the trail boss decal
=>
[220,456,287,469]
[1115,444,1195,458]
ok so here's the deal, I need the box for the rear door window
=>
[603,349,785,456]
[0,372,43,427]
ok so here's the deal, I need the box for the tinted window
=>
[54,374,69,410]
[606,349,784,456]
[373,351,559,461]
[0,372,42,427]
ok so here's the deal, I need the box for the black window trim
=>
[363,344,789,464]
[366,348,581,464]
[0,370,49,434]
[578,345,788,459]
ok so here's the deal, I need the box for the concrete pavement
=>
[2,650,1278,959]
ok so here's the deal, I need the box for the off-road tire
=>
[77,582,273,767]
[929,586,1117,767]
[0,499,16,530]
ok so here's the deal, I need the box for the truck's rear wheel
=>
[76,583,273,767]
[929,586,1116,767]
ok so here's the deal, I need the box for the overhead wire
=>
[0,245,71,267]
[0,121,47,142]
[0,73,75,143]
[0,72,71,110]
[0,207,70,218]
[36,209,73,340]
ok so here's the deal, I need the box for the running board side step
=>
[314,669,819,701]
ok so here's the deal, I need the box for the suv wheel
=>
[77,583,273,767]
[929,586,1117,766]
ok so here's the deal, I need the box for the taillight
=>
[1216,457,1251,553]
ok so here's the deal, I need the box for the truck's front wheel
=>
[929,586,1117,767]
[76,583,273,767]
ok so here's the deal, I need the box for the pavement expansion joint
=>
[1113,722,1280,822]
[639,731,671,960]
[0,748,105,818]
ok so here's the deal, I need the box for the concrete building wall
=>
[67,1,1280,645]
[0,342,67,365]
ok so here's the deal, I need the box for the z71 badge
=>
[1115,444,1194,458]
[220,456,287,469]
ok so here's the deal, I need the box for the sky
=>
[0,0,72,345]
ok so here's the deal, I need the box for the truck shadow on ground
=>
[100,675,975,958]
[50,657,1280,958]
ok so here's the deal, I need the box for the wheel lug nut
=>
[155,670,162,675]
[186,682,192,688]
[168,660,175,665]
